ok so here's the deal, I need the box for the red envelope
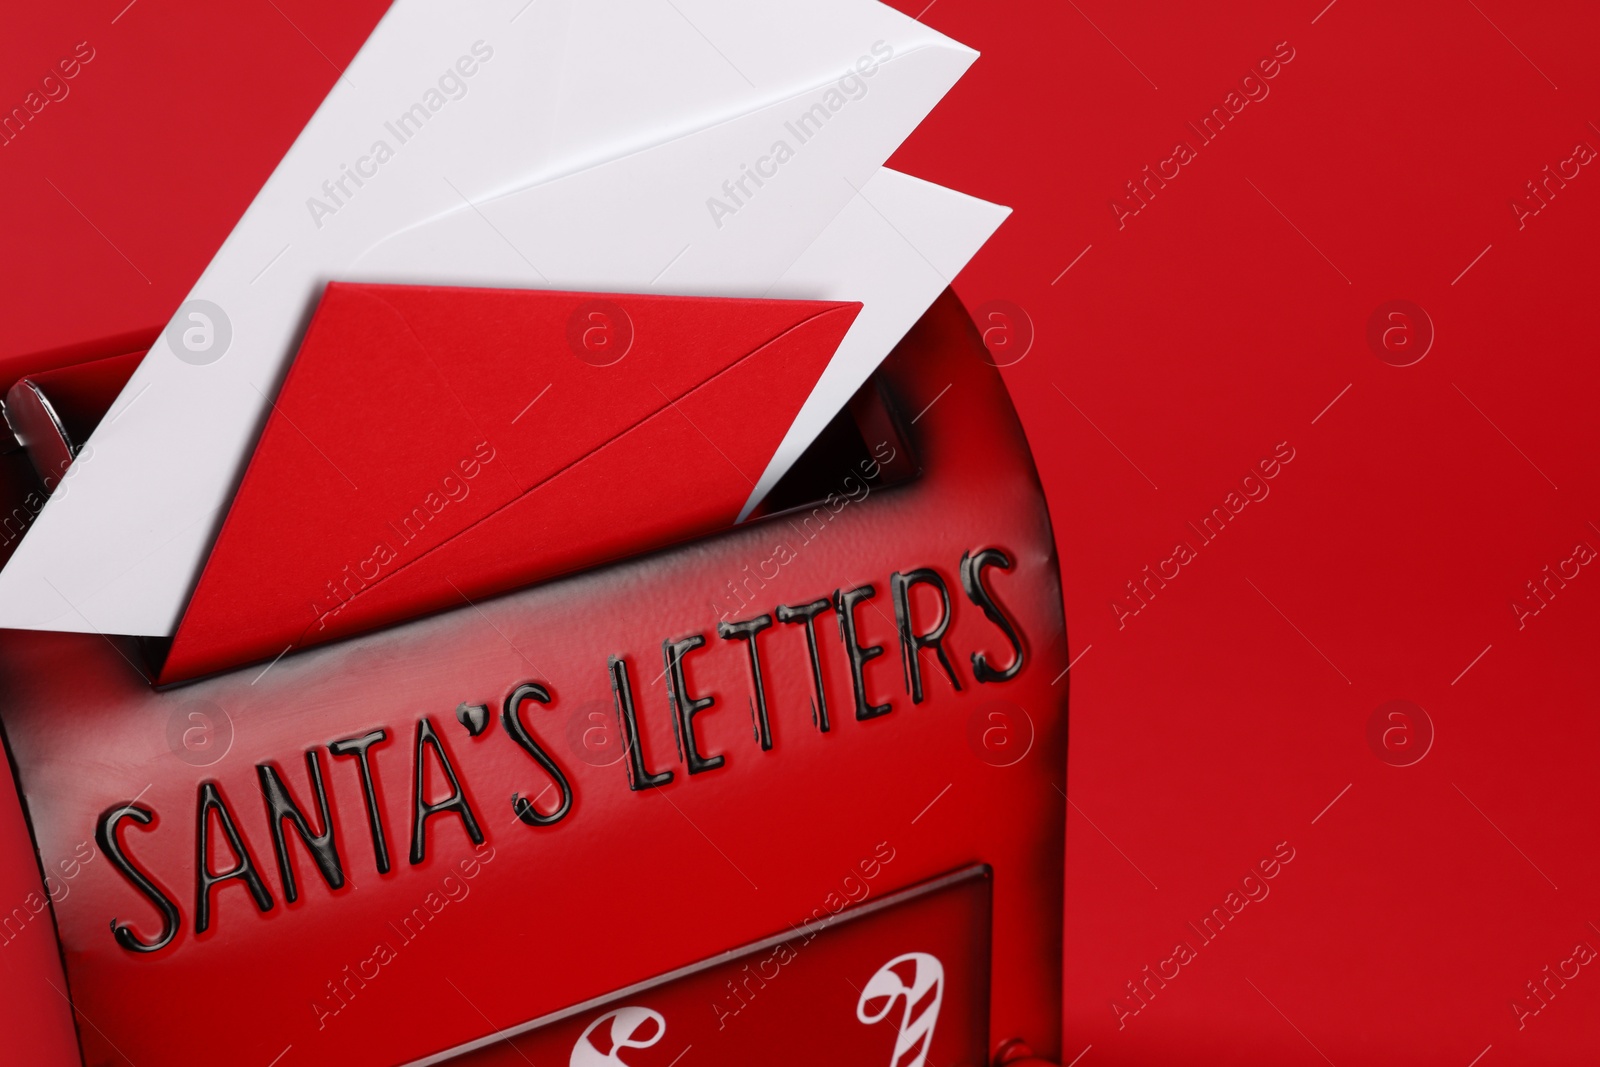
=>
[158,285,859,683]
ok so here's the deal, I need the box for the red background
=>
[895,2,1600,1064]
[2,1,1598,1064]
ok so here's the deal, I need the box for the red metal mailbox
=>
[0,289,1066,1066]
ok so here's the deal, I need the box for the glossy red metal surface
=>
[0,748,77,1066]
[0,290,1067,1066]
[421,866,991,1067]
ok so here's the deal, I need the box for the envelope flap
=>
[158,284,859,684]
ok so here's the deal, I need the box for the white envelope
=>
[0,0,1004,636]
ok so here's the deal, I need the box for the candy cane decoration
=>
[570,1005,666,1067]
[856,952,944,1067]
